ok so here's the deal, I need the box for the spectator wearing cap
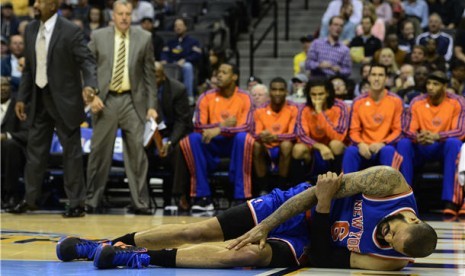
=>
[416,13,454,61]
[1,34,24,93]
[247,76,262,92]
[288,73,308,104]
[131,0,154,24]
[293,35,313,75]
[140,17,164,61]
[1,3,19,39]
[306,16,352,78]
[397,71,465,217]
[349,16,382,64]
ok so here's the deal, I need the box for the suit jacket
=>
[88,26,157,122]
[17,16,98,129]
[159,76,192,145]
[1,98,28,146]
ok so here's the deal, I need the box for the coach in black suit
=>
[1,77,27,209]
[148,62,192,207]
[10,0,98,217]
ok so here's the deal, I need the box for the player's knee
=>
[292,143,308,159]
[444,138,462,149]
[280,141,293,155]
[329,140,345,156]
[253,142,263,156]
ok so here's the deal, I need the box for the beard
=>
[375,213,405,247]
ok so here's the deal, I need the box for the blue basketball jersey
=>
[327,188,418,262]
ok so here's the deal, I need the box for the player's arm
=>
[350,252,409,270]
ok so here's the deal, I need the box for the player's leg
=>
[278,141,293,178]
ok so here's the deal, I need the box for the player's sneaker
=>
[191,197,214,212]
[56,236,110,262]
[93,243,150,269]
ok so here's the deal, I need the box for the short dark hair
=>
[305,78,335,110]
[368,62,388,75]
[329,15,344,25]
[362,15,374,25]
[403,223,437,258]
[269,77,287,88]
[220,62,239,76]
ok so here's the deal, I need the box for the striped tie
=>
[111,33,126,92]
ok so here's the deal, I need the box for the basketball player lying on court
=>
[56,166,437,271]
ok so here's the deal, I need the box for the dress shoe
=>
[7,200,38,214]
[63,206,86,218]
[134,208,153,215]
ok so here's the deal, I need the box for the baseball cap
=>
[291,73,309,83]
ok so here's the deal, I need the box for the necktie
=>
[35,24,47,88]
[111,33,126,92]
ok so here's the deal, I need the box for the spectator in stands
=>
[306,16,352,78]
[288,74,308,104]
[375,33,407,67]
[398,19,416,53]
[0,77,27,209]
[84,6,106,40]
[393,63,415,93]
[161,18,202,106]
[1,35,24,93]
[397,71,465,217]
[416,13,453,61]
[140,17,164,61]
[85,0,157,215]
[207,47,227,79]
[378,47,399,88]
[252,77,298,194]
[292,78,348,184]
[247,76,262,92]
[356,2,385,41]
[354,63,371,97]
[330,76,354,100]
[250,83,270,108]
[59,3,74,21]
[424,38,446,71]
[0,36,8,59]
[449,59,465,95]
[372,0,393,25]
[407,45,427,68]
[343,63,404,174]
[427,0,463,29]
[349,16,382,64]
[149,62,192,210]
[339,1,357,44]
[130,0,154,24]
[179,63,253,211]
[320,0,363,41]
[399,64,428,104]
[3,0,29,18]
[74,0,92,23]
[402,0,429,30]
[453,18,465,63]
[17,20,30,37]
[293,35,313,75]
[1,2,19,39]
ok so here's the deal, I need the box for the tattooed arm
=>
[227,166,409,250]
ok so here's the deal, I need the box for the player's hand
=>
[369,142,385,154]
[315,172,343,213]
[82,86,96,104]
[146,108,158,120]
[226,223,270,251]
[331,65,341,72]
[220,116,237,127]
[313,99,324,113]
[90,96,105,114]
[202,127,221,144]
[316,144,335,160]
[15,101,27,121]
[358,142,371,159]
[259,130,274,143]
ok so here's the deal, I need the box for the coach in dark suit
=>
[1,77,27,209]
[85,0,158,215]
[10,0,98,217]
[148,62,192,208]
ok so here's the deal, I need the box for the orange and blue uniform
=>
[398,93,465,206]
[343,90,404,173]
[180,87,254,199]
[297,99,349,173]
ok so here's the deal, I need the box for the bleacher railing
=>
[285,0,309,41]
[249,0,277,77]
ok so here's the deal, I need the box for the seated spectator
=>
[288,74,308,104]
[207,47,227,80]
[398,19,416,53]
[330,76,354,100]
[0,36,8,59]
[343,63,404,174]
[374,33,407,67]
[306,16,352,78]
[1,34,23,93]
[424,38,446,71]
[449,59,465,95]
[246,76,262,92]
[59,3,74,21]
[292,78,349,183]
[250,83,269,108]
[350,16,382,64]
[252,77,298,194]
[140,17,164,61]
[130,0,154,24]
[4,0,29,18]
[377,47,399,88]
[293,35,313,75]
[161,18,202,106]
[339,1,357,44]
[393,63,415,93]
[402,0,429,30]
[320,0,362,41]
[428,0,463,29]
[1,3,19,39]
[372,0,393,25]
[0,77,27,209]
[179,63,254,211]
[356,2,385,41]
[399,64,428,104]
[416,13,453,61]
[84,6,106,40]
[397,71,465,217]
[354,63,371,97]
[407,45,427,68]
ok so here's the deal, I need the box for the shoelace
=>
[75,240,99,259]
[113,247,150,269]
